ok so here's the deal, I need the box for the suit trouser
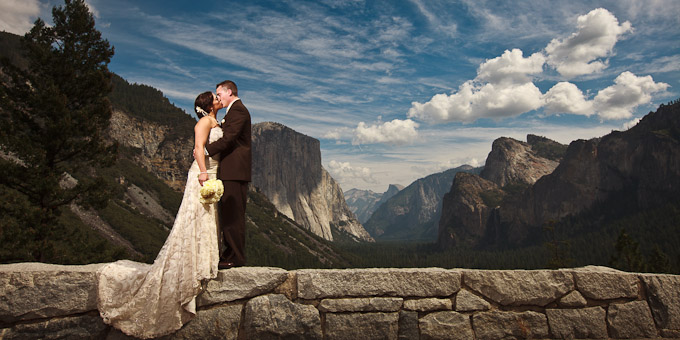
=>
[218,180,248,266]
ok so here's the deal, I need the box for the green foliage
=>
[97,201,170,263]
[543,221,574,269]
[609,229,647,272]
[0,0,117,262]
[99,158,184,214]
[0,184,128,264]
[480,189,504,207]
[648,245,672,274]
[109,74,195,141]
[0,32,28,70]
[245,190,351,269]
[527,135,568,161]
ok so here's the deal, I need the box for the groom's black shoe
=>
[218,261,235,269]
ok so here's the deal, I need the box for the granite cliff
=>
[501,101,680,238]
[365,166,478,241]
[344,184,404,224]
[107,110,193,191]
[439,134,564,248]
[252,122,373,242]
[439,101,680,249]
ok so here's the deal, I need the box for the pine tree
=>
[647,245,672,274]
[543,220,574,269]
[609,229,646,272]
[0,0,117,262]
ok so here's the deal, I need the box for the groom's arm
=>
[206,106,249,157]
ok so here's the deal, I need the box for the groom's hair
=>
[217,80,238,96]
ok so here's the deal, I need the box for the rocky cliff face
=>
[365,166,476,241]
[344,189,382,224]
[252,122,372,242]
[480,137,560,187]
[439,101,680,249]
[107,110,192,191]
[438,173,503,249]
[502,102,680,232]
[344,184,404,224]
[439,135,563,248]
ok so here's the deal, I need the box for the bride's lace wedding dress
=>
[97,126,223,339]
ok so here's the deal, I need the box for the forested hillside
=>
[0,27,352,268]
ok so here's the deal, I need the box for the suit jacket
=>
[206,99,252,182]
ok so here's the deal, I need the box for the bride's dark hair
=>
[194,91,214,119]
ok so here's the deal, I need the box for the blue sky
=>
[3,0,679,192]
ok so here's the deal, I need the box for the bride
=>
[97,91,224,338]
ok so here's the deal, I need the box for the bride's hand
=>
[198,173,209,186]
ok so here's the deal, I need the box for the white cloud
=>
[411,157,483,175]
[84,1,100,18]
[408,0,458,37]
[543,82,594,116]
[408,80,543,123]
[407,8,668,124]
[545,8,633,78]
[0,0,41,35]
[593,71,669,120]
[477,49,546,85]
[408,49,545,123]
[623,117,641,130]
[327,160,377,184]
[352,119,419,145]
[469,82,544,119]
[543,72,669,120]
[323,126,353,140]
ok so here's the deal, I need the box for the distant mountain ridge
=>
[364,165,480,241]
[344,184,404,224]
[439,101,680,250]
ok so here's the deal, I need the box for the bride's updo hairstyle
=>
[194,91,214,119]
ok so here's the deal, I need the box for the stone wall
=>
[1,263,679,339]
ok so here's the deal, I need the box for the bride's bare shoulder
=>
[195,116,219,129]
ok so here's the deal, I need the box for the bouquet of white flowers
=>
[199,179,224,204]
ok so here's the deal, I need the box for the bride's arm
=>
[194,117,212,185]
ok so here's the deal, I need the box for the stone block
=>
[403,298,452,312]
[318,297,403,312]
[546,307,607,339]
[572,268,639,300]
[296,268,461,299]
[0,262,103,323]
[463,269,573,306]
[607,300,656,339]
[197,267,288,306]
[557,290,587,307]
[325,312,399,340]
[419,311,473,340]
[0,313,107,339]
[472,310,549,340]
[398,310,419,340]
[641,273,680,330]
[455,289,490,312]
[165,303,243,340]
[243,294,321,340]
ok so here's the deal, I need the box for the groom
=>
[206,80,251,269]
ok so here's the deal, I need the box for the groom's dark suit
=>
[206,99,251,266]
